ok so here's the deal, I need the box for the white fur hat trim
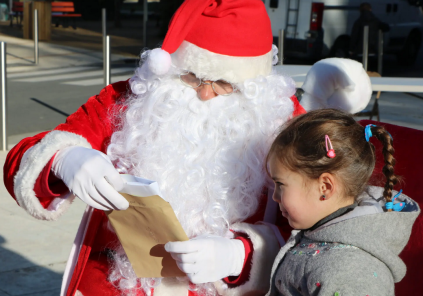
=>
[171,41,273,84]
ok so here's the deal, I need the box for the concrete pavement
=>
[2,25,140,137]
[1,28,423,296]
[0,148,86,296]
[3,34,130,75]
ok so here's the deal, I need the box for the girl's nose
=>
[272,192,281,203]
[196,82,218,101]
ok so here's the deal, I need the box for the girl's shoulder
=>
[274,239,394,296]
[301,243,394,295]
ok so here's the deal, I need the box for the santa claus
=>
[3,0,372,295]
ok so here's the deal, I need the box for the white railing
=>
[275,65,423,93]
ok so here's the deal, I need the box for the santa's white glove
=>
[165,235,245,284]
[52,146,128,211]
[300,58,372,114]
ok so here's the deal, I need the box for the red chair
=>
[9,1,23,28]
[51,2,81,30]
[359,120,423,296]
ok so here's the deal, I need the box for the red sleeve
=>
[54,80,129,151]
[222,220,291,287]
[290,95,306,117]
[33,155,68,204]
[222,232,253,287]
[3,80,130,209]
[4,131,50,204]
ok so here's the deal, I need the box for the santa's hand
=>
[165,235,245,284]
[52,146,128,211]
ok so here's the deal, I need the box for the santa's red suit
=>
[4,78,304,296]
[3,0,372,295]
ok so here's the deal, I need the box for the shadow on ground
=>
[0,235,63,296]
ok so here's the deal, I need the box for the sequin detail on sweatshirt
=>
[289,242,358,256]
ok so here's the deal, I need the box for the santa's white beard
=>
[106,61,295,294]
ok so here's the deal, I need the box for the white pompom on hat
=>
[147,48,172,76]
[300,58,372,114]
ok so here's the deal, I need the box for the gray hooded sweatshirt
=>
[266,186,420,296]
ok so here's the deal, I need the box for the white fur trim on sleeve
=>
[214,222,281,296]
[14,130,92,221]
[257,222,285,247]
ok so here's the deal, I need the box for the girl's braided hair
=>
[266,109,399,206]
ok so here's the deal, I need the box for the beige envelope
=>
[106,176,189,278]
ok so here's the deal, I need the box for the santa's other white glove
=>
[300,58,372,114]
[165,235,245,284]
[52,146,128,211]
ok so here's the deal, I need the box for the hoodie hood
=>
[304,186,420,282]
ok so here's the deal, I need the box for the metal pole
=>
[362,25,369,71]
[278,29,284,65]
[1,42,7,151]
[34,9,39,65]
[377,29,383,75]
[102,8,107,86]
[105,35,111,86]
[143,0,148,47]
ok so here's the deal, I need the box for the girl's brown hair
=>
[266,109,399,206]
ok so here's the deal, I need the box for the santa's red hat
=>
[148,0,274,83]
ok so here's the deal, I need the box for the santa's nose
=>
[196,82,218,101]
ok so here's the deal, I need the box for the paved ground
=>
[0,161,86,295]
[0,17,164,58]
[6,62,136,136]
[1,20,142,137]
[0,17,423,296]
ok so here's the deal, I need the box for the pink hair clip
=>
[325,135,336,158]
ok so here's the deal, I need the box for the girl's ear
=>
[318,173,336,200]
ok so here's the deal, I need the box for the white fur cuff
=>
[214,222,281,296]
[14,130,92,220]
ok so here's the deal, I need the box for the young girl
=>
[265,109,420,296]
